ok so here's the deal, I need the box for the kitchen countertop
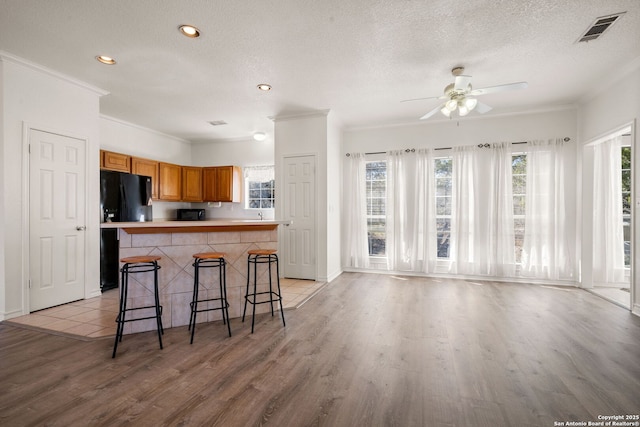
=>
[100,219,290,233]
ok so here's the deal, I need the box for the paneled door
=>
[29,129,86,311]
[282,155,316,280]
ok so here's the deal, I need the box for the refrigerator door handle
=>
[120,184,127,211]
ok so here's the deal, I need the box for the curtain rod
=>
[345,148,415,157]
[345,137,571,156]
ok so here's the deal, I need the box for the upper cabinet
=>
[203,166,242,202]
[101,150,130,172]
[131,157,159,199]
[158,162,182,201]
[181,166,203,202]
[99,150,242,203]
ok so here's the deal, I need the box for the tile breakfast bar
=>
[100,220,289,335]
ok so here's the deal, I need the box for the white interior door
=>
[29,129,86,311]
[282,155,316,280]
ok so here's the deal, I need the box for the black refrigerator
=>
[100,171,153,291]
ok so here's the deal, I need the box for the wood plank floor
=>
[1,272,639,426]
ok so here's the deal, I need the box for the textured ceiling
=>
[1,0,639,142]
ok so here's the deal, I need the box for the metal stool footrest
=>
[242,252,286,333]
[189,255,231,343]
[113,257,163,358]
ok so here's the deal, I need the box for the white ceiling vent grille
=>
[208,120,228,126]
[577,12,625,43]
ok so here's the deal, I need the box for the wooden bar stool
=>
[243,249,286,333]
[189,252,231,343]
[112,255,163,358]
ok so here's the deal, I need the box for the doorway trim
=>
[581,120,636,312]
[21,122,90,314]
[279,152,318,281]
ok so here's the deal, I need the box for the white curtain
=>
[520,139,574,280]
[386,149,437,272]
[592,136,626,283]
[343,153,370,268]
[448,143,516,276]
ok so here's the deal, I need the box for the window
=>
[244,165,275,209]
[512,154,527,264]
[366,161,386,256]
[621,146,631,268]
[435,157,452,258]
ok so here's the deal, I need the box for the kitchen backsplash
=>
[153,201,274,220]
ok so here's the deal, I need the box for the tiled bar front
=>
[116,227,279,334]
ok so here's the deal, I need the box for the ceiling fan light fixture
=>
[458,102,470,116]
[440,106,452,118]
[464,97,478,111]
[445,99,458,111]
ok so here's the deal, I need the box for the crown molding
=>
[0,50,109,96]
[269,109,331,122]
[100,114,190,143]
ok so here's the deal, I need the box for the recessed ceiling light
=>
[179,25,200,38]
[96,55,116,65]
[257,84,272,91]
[253,132,267,141]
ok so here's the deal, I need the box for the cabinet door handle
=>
[76,226,86,231]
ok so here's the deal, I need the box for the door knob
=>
[76,226,86,231]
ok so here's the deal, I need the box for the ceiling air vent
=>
[577,12,625,43]
[208,120,228,126]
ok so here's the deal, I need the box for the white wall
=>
[100,115,193,219]
[190,137,276,220]
[0,56,103,319]
[274,112,329,281]
[578,59,640,315]
[326,112,342,282]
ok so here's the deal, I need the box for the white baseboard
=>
[1,307,26,321]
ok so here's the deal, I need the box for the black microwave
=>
[177,209,205,221]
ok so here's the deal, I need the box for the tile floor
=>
[5,278,326,340]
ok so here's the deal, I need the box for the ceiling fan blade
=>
[474,101,492,114]
[469,81,528,96]
[401,95,447,103]
[419,104,443,120]
[453,75,472,91]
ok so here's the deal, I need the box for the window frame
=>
[434,156,453,259]
[365,158,387,258]
[244,165,275,210]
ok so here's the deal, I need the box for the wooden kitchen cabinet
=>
[101,150,131,172]
[131,157,159,199]
[181,166,203,202]
[203,166,242,202]
[158,162,182,201]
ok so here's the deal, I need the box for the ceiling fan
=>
[403,67,528,120]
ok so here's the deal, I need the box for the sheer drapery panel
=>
[448,143,516,276]
[342,153,370,268]
[520,139,575,280]
[386,149,437,272]
[592,136,626,284]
